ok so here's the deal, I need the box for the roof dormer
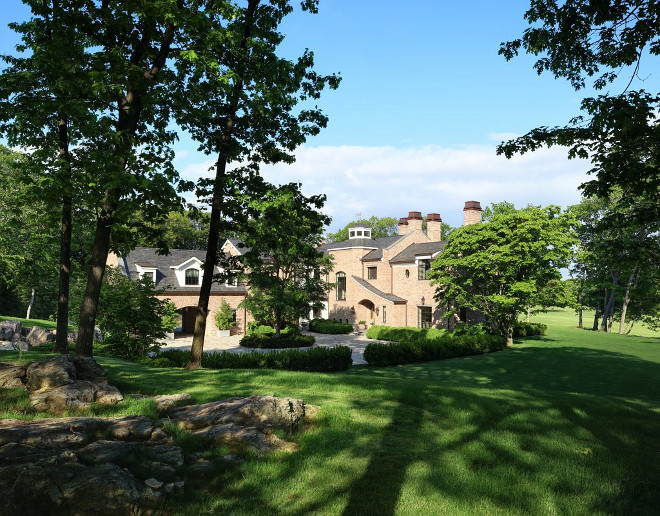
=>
[348,222,372,240]
[170,256,204,287]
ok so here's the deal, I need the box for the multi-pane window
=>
[418,259,431,280]
[336,272,346,301]
[382,305,387,324]
[367,267,377,280]
[418,306,432,329]
[185,268,199,285]
[141,271,156,283]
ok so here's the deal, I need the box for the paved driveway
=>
[161,330,374,365]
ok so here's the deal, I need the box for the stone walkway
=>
[161,330,373,365]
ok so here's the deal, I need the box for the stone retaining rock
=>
[0,354,317,515]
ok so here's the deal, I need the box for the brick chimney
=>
[426,213,442,241]
[397,217,409,235]
[407,211,423,233]
[463,201,482,226]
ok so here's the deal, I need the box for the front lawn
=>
[1,322,658,514]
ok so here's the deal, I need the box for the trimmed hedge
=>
[240,333,315,349]
[308,318,353,334]
[513,322,547,337]
[366,325,447,342]
[157,346,352,372]
[363,334,507,367]
[246,324,301,336]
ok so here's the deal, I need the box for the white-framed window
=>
[185,268,199,285]
[141,271,156,283]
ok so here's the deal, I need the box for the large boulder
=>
[22,355,123,413]
[0,444,162,516]
[25,355,76,392]
[0,363,27,389]
[25,327,54,347]
[167,394,309,433]
[0,416,155,448]
[0,320,21,341]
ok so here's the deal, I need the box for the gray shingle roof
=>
[120,247,246,294]
[319,235,404,252]
[389,241,446,264]
[351,276,407,303]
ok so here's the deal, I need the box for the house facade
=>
[109,201,483,335]
[317,201,483,329]
[108,240,250,337]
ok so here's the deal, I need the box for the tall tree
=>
[174,0,339,369]
[239,183,332,338]
[1,1,191,356]
[498,1,660,223]
[430,206,576,346]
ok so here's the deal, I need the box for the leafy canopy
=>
[498,1,660,215]
[238,182,333,337]
[430,205,576,343]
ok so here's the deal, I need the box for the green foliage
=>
[366,325,447,342]
[239,183,333,337]
[430,205,576,343]
[326,216,399,242]
[214,300,236,331]
[74,268,175,358]
[498,1,660,216]
[308,318,353,334]
[157,346,352,372]
[512,322,547,338]
[246,323,300,336]
[363,334,507,367]
[239,333,315,349]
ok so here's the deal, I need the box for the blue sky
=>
[2,1,657,231]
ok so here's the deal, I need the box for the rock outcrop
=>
[0,355,317,515]
[3,354,124,413]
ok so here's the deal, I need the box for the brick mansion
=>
[112,201,483,335]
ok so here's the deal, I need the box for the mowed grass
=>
[1,316,659,515]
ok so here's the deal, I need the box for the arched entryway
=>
[357,299,376,324]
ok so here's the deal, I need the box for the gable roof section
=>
[351,276,407,304]
[121,247,246,293]
[389,241,446,264]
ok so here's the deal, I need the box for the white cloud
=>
[179,143,592,231]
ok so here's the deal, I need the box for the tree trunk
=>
[76,195,116,357]
[25,287,35,319]
[506,327,514,347]
[275,311,282,339]
[618,266,638,335]
[592,299,600,331]
[186,0,260,370]
[55,117,72,354]
[577,285,583,328]
[600,274,619,332]
[187,160,225,370]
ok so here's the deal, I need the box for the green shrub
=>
[308,318,353,334]
[363,334,507,367]
[240,333,315,349]
[214,300,236,331]
[156,346,352,372]
[366,325,446,342]
[247,323,301,336]
[513,322,547,337]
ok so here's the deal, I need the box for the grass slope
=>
[1,319,658,515]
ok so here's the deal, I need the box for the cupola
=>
[348,222,372,239]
